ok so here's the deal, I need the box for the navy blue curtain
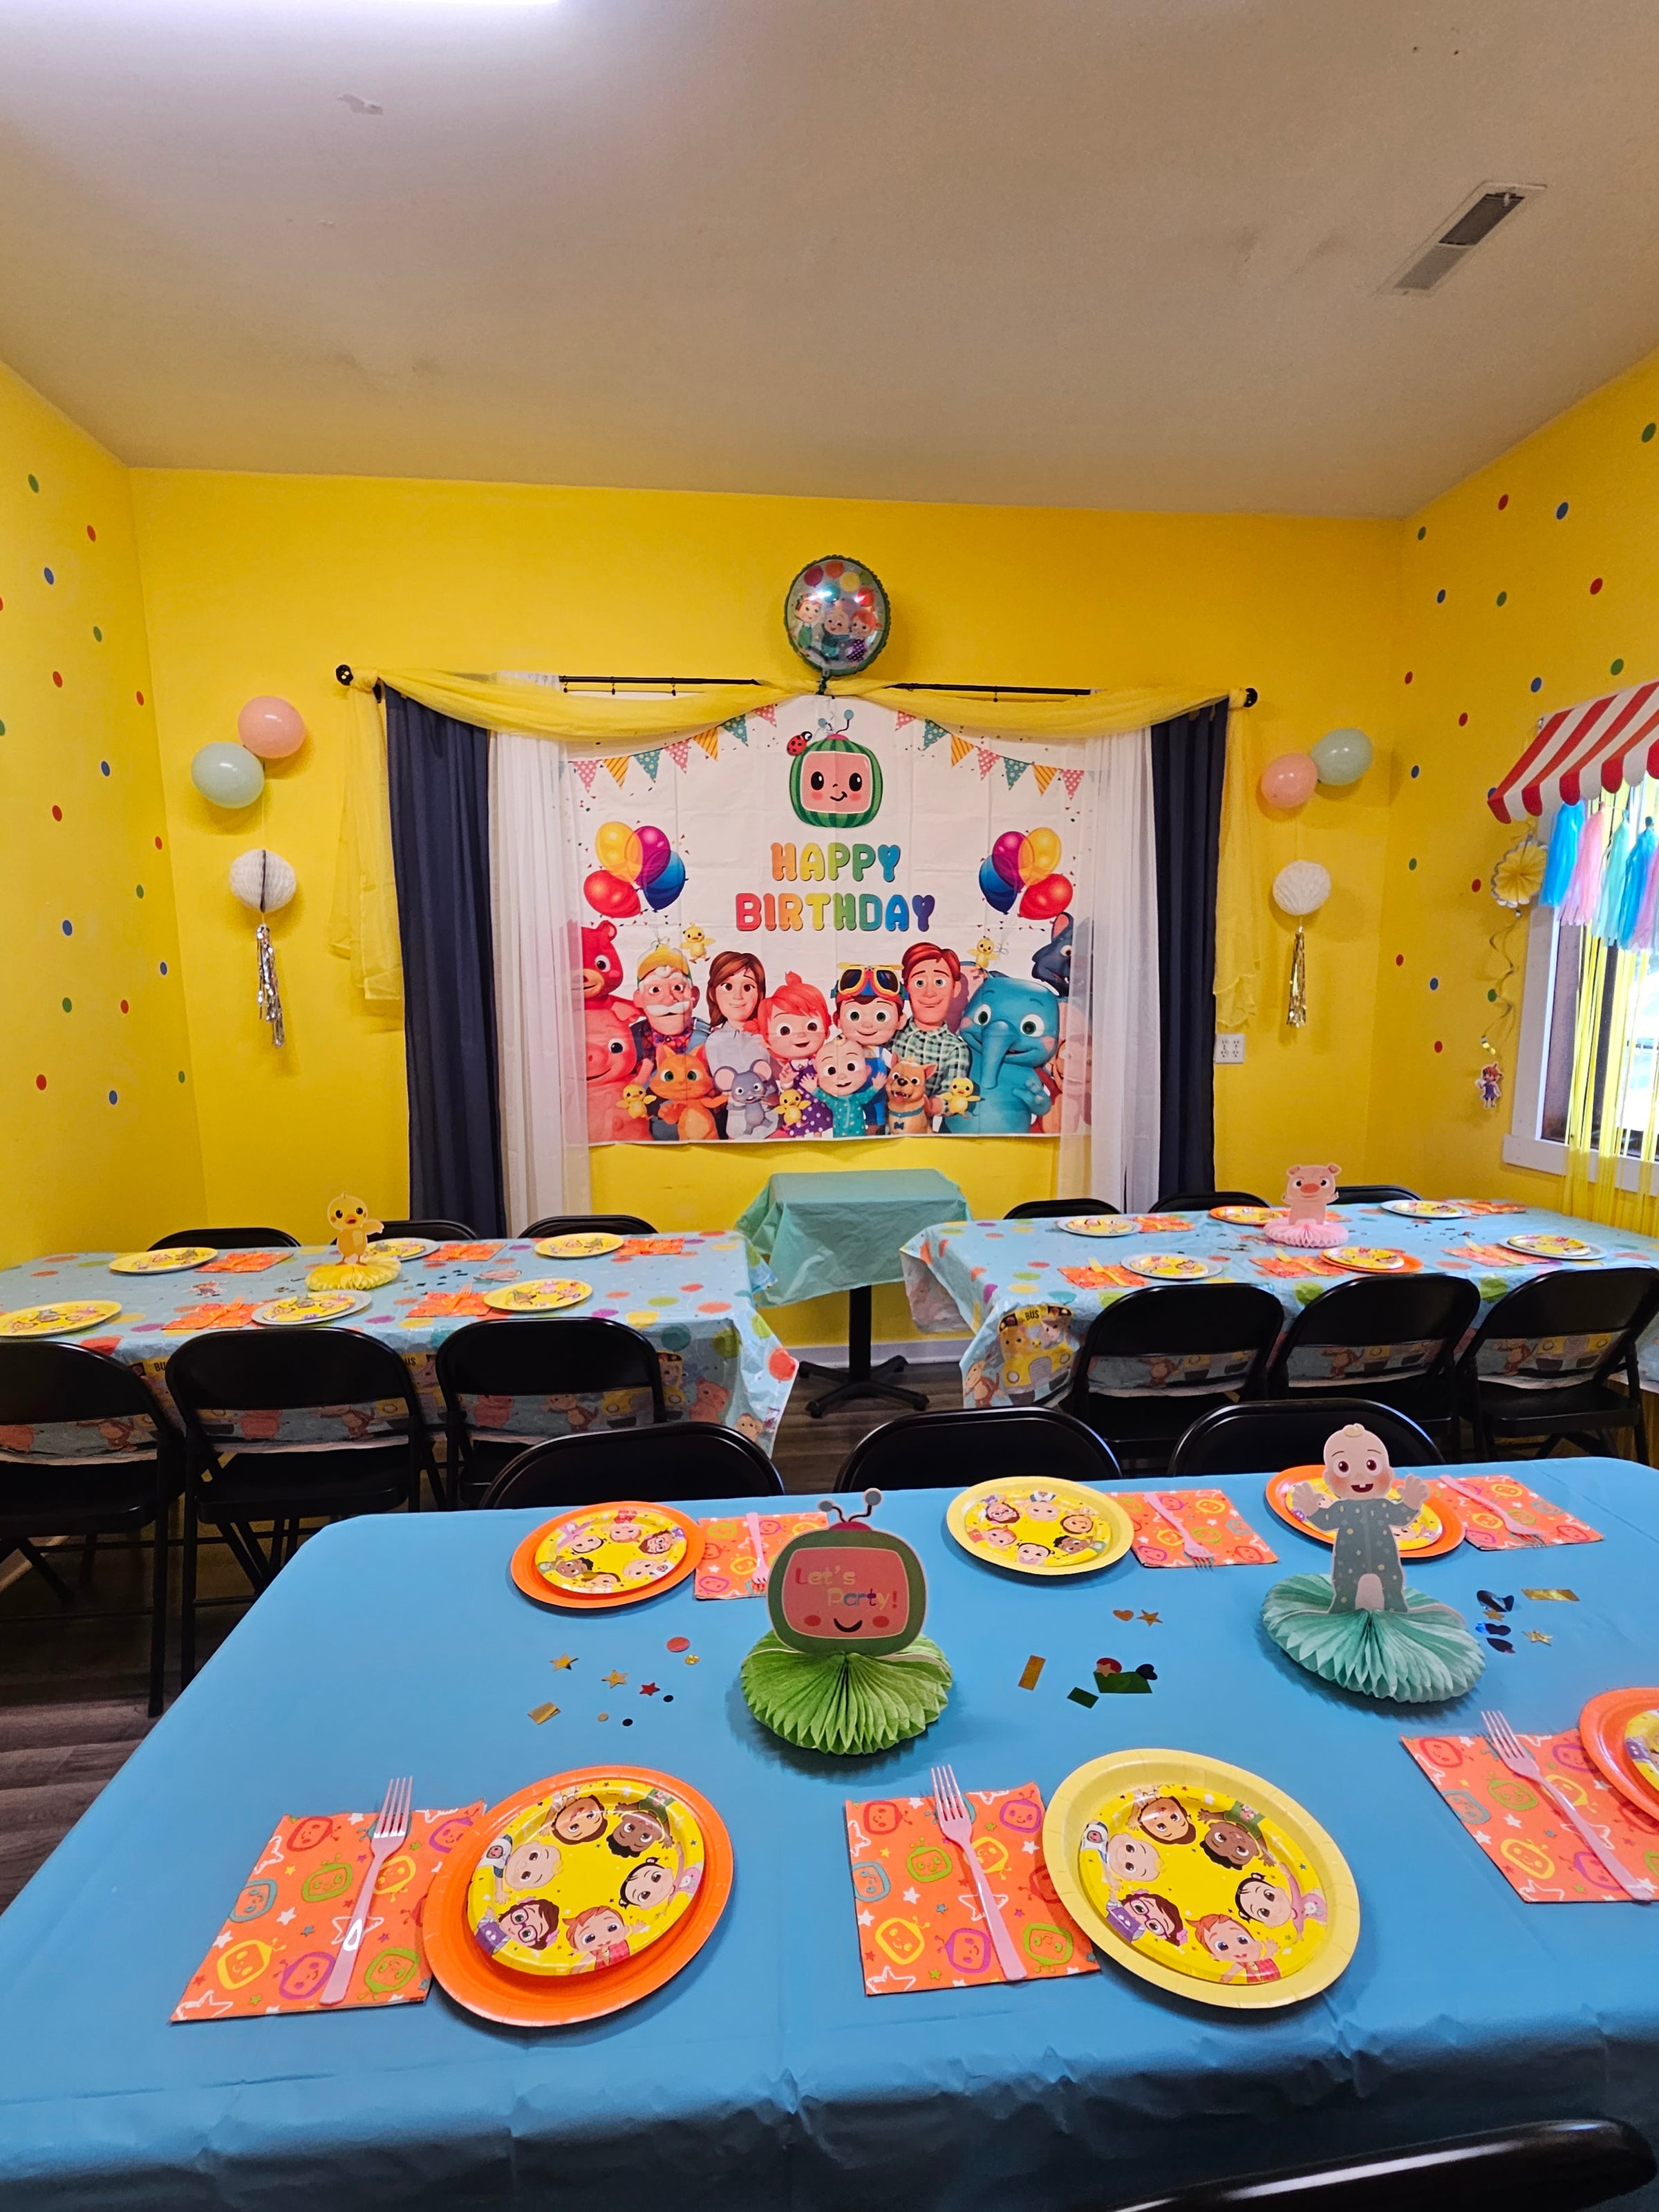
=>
[384,688,506,1235]
[1150,700,1228,1199]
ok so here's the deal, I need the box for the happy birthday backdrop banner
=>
[574,697,1089,1145]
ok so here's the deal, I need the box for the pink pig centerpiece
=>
[1262,1163,1349,1248]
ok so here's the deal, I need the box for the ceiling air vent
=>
[1388,183,1541,294]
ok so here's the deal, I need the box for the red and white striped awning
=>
[1488,679,1659,822]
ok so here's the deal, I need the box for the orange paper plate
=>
[509,1501,705,1611]
[1266,1467,1464,1559]
[424,1766,732,2027]
[1578,1687,1659,1821]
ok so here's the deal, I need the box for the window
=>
[1509,899,1659,1179]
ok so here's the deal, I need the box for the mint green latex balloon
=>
[1309,727,1373,786]
[191,741,265,808]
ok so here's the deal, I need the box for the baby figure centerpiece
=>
[740,1490,952,1755]
[306,1193,402,1291]
[1261,1163,1349,1250]
[1261,1424,1483,1702]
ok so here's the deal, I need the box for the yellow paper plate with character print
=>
[465,1774,705,1978]
[1042,1750,1359,2011]
[512,1500,705,1609]
[368,1237,435,1260]
[1125,1253,1224,1282]
[109,1247,217,1275]
[252,1291,371,1327]
[1060,1215,1134,1237]
[947,1477,1134,1578]
[1504,1233,1602,1262]
[482,1279,592,1313]
[0,1300,123,1338]
[536,1232,625,1259]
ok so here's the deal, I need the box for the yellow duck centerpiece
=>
[306,1193,402,1291]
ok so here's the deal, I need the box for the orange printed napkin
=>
[844,1782,1098,1993]
[198,1251,285,1274]
[422,1244,502,1266]
[174,1803,484,2021]
[1403,1732,1659,1901]
[1446,1242,1529,1269]
[1117,1489,1277,1568]
[163,1302,259,1333]
[695,1510,828,1598]
[1058,1264,1142,1291]
[1450,1474,1602,1551]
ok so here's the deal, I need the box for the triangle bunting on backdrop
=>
[1060,767,1083,799]
[573,760,598,791]
[693,729,720,759]
[668,740,691,771]
[895,713,918,731]
[753,704,778,724]
[976,748,996,779]
[637,749,661,782]
[921,720,948,749]
[722,715,749,745]
[949,735,971,766]
[605,756,630,787]
[1032,762,1056,794]
[1004,758,1029,788]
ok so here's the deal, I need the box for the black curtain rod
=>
[335,664,1258,709]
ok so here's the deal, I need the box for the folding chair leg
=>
[80,1531,99,1582]
[17,1539,74,1606]
[180,1492,199,1689]
[148,1495,169,1718]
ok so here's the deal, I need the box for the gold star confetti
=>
[550,1654,576,1669]
[527,1702,559,1724]
[1138,1611,1161,1626]
[597,1711,610,1721]
[603,1669,628,1686]
[684,1654,700,1665]
[1525,1629,1552,1644]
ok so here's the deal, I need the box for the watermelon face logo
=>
[789,734,884,830]
[766,1520,927,1658]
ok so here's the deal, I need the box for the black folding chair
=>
[518,1213,657,1239]
[1456,1266,1659,1464]
[1060,1284,1284,1473]
[835,1407,1120,1492]
[1169,1396,1443,1477]
[1334,1185,1420,1206]
[1263,1273,1479,1450]
[151,1226,298,1249]
[481,1422,782,1508]
[436,1316,667,1505]
[1151,1189,1270,1213]
[1096,2117,1653,2212]
[1004,1198,1116,1219]
[372,1218,476,1243]
[166,1329,435,1685]
[0,1343,180,1716]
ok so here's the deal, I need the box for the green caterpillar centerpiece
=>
[740,1490,952,1755]
[1261,1423,1484,1703]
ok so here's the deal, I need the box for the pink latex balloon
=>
[990,830,1026,888]
[635,825,672,885]
[237,696,307,760]
[1020,872,1073,919]
[583,869,642,919]
[1259,753,1318,809]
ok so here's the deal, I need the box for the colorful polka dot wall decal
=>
[100,761,110,776]
[1435,588,1445,603]
[42,568,53,585]
[1488,988,1498,1002]
[86,524,95,541]
[1530,677,1543,692]
[1644,423,1656,442]
[135,884,144,899]
[1416,525,1426,540]
[1404,671,1414,684]
[1396,953,1405,966]
[35,1075,45,1090]
[27,474,38,492]
[1429,977,1439,991]
[1459,713,1468,726]
[1410,765,1421,778]
[107,1091,118,1106]
[1591,578,1603,594]
[1408,858,1417,870]
[1613,658,1627,675]
[60,998,71,1013]
[159,961,168,975]
[154,835,162,849]
[1434,1041,1443,1053]
[119,999,129,1014]
[92,626,102,641]
[50,805,60,821]
[51,671,62,688]
[1556,502,1569,519]
[178,1071,186,1083]
[61,919,72,935]
[135,691,144,706]
[1472,879,1481,892]
[1497,591,1508,606]
[1498,492,1510,507]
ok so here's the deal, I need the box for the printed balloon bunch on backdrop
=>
[978,827,1072,918]
[585,821,687,917]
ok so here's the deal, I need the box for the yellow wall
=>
[128,469,1401,1334]
[1374,343,1659,1200]
[0,364,202,1266]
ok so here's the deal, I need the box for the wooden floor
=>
[0,1358,962,1911]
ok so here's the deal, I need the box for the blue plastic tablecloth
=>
[738,1168,965,1306]
[5,1462,1659,2209]
[900,1202,1659,1407]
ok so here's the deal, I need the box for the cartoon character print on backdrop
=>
[569,696,1090,1143]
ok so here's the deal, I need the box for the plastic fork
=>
[744,1512,771,1594]
[1481,1711,1653,1902]
[1439,1477,1544,1546]
[319,1775,414,2005]
[1149,1490,1215,1568]
[930,1765,1027,1980]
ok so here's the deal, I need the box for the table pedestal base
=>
[800,1285,928,1419]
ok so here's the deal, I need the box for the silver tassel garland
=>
[1286,922,1307,1028]
[256,920,285,1047]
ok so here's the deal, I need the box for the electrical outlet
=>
[1214,1033,1246,1065]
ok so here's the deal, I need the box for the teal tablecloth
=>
[4,1462,1659,2209]
[737,1168,966,1306]
[901,1201,1659,1408]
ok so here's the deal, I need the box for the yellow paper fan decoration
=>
[307,1257,401,1291]
[1492,838,1546,910]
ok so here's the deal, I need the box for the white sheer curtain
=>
[1056,729,1162,1210]
[490,686,591,1232]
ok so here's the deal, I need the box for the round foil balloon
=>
[1309,728,1373,787]
[191,742,264,808]
[237,697,306,760]
[1272,860,1332,917]
[785,559,890,677]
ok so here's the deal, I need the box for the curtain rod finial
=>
[335,663,354,688]
[1242,686,1259,709]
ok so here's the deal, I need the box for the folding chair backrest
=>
[165,1328,427,1461]
[1332,1185,1418,1206]
[0,1341,171,1466]
[518,1213,657,1240]
[481,1422,782,1508]
[1151,1190,1270,1214]
[1004,1198,1115,1219]
[373,1219,476,1243]
[1464,1267,1659,1390]
[1271,1273,1478,1391]
[436,1317,666,1447]
[1065,1284,1283,1408]
[1169,1396,1443,1476]
[836,1407,1121,1492]
[151,1226,299,1249]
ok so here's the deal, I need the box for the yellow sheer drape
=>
[1560,792,1659,1233]
[330,670,1252,1007]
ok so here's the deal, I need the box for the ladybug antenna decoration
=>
[818,1488,883,1527]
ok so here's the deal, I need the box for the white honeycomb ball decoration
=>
[228,847,297,914]
[1272,860,1331,917]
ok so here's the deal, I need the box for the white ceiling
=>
[4,0,1659,515]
